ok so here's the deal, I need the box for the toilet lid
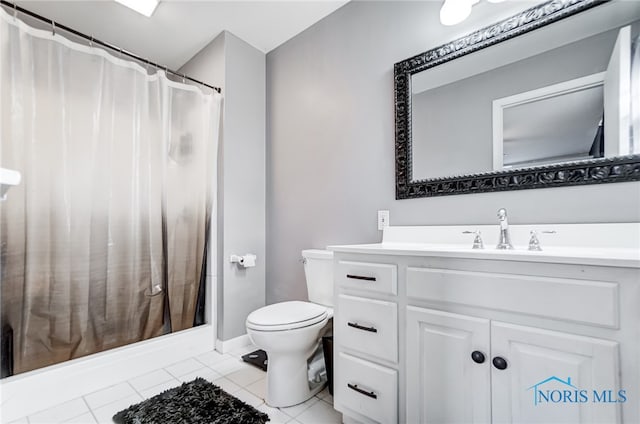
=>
[246,301,327,331]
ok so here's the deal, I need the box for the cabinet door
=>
[491,322,620,424]
[406,306,491,423]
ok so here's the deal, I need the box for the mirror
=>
[395,0,640,199]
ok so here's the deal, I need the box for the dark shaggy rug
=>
[112,378,270,424]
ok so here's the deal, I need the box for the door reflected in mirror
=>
[494,73,605,170]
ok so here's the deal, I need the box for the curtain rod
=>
[0,0,221,94]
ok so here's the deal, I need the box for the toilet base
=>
[264,350,325,407]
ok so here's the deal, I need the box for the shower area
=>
[0,1,221,384]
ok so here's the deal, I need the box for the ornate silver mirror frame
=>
[394,0,640,199]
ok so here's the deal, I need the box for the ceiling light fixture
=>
[440,0,480,26]
[441,0,501,26]
[114,0,159,18]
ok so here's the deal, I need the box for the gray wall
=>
[266,1,640,303]
[181,31,266,341]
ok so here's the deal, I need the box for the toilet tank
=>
[302,249,334,307]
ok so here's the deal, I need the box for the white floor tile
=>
[164,358,204,378]
[83,382,137,410]
[177,366,222,384]
[194,349,229,367]
[256,403,293,424]
[228,344,259,358]
[139,380,181,399]
[232,388,264,408]
[91,393,142,424]
[279,396,319,418]
[207,357,247,376]
[29,398,90,423]
[321,394,333,405]
[128,369,177,392]
[226,366,265,387]
[245,377,267,400]
[296,400,342,424]
[316,387,332,401]
[316,388,333,405]
[62,412,98,423]
[13,347,329,423]
[8,418,29,424]
[212,377,242,394]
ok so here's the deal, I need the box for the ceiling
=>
[12,0,349,69]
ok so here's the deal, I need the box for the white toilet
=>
[246,249,333,407]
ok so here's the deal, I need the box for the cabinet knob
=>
[471,351,485,364]
[492,356,508,370]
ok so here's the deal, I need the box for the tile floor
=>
[11,345,342,424]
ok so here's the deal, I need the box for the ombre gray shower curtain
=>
[0,8,220,376]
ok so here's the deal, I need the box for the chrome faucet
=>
[462,230,484,249]
[496,208,514,250]
[528,230,557,251]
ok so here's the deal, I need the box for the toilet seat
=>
[247,301,328,332]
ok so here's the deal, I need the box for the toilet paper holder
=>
[230,254,257,268]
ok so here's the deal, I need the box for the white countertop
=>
[328,242,640,268]
[328,224,640,268]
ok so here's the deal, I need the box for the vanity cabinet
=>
[332,251,639,424]
[333,260,400,424]
[405,307,491,423]
[406,307,620,424]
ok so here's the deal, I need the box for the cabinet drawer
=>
[336,260,397,294]
[407,267,619,328]
[335,352,397,424]
[337,294,398,362]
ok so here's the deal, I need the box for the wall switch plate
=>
[378,210,390,231]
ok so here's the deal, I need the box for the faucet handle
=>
[462,230,484,249]
[528,230,556,251]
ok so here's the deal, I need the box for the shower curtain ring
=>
[119,47,123,58]
[90,36,93,48]
[182,74,186,84]
[13,3,17,19]
[51,21,56,36]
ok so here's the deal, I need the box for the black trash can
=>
[322,336,334,395]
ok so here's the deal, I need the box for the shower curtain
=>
[0,8,221,376]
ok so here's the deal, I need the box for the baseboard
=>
[0,325,215,422]
[215,333,251,353]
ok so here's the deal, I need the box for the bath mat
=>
[112,378,269,424]
[242,349,268,371]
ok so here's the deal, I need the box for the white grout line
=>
[81,397,99,424]
[126,380,145,399]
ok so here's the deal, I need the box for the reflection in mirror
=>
[493,73,605,170]
[409,3,639,182]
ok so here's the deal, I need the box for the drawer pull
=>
[347,322,378,333]
[346,274,376,282]
[347,383,378,399]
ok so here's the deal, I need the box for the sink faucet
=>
[496,208,514,250]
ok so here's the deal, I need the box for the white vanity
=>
[329,223,640,424]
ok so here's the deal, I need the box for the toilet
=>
[246,249,333,407]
